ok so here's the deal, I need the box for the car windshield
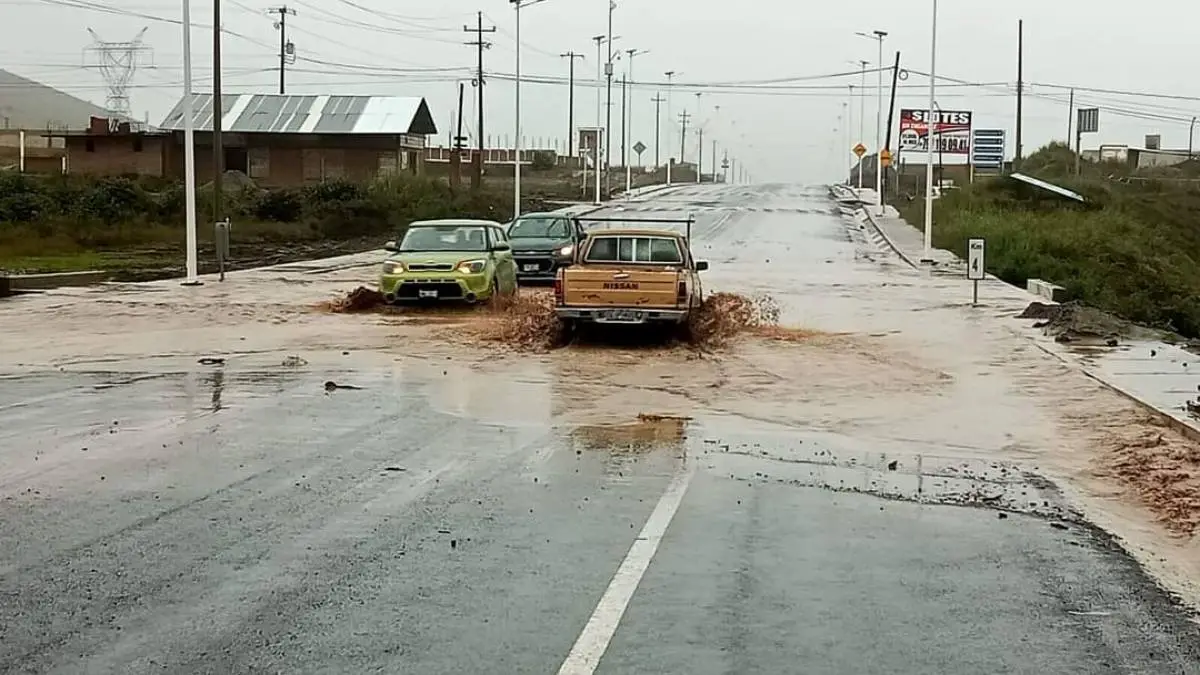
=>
[398,225,488,252]
[509,217,570,239]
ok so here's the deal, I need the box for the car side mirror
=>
[695,260,709,272]
[384,240,398,252]
[492,241,511,252]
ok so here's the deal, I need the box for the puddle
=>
[706,440,1073,520]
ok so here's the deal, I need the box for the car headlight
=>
[458,259,487,274]
[558,244,574,257]
[381,261,403,274]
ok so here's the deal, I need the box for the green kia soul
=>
[379,219,518,304]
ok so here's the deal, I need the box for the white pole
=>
[625,54,633,195]
[922,0,938,263]
[182,0,198,284]
[695,93,702,184]
[593,36,603,205]
[875,32,886,214]
[857,62,866,192]
[665,71,673,186]
[513,2,522,218]
[18,130,25,172]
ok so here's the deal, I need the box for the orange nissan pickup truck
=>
[553,227,709,327]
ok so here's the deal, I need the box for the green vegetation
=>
[898,142,1200,337]
[0,172,529,277]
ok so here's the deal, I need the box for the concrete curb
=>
[3,270,108,292]
[826,184,1200,446]
[1028,341,1200,445]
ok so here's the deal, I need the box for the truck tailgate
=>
[562,266,681,308]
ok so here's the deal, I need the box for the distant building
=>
[157,94,438,185]
[1081,144,1193,170]
[53,94,440,185]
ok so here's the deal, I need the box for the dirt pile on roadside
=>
[688,292,782,348]
[322,286,386,313]
[1018,300,1144,342]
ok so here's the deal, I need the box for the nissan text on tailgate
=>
[554,228,709,326]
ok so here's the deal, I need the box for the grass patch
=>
[897,143,1200,337]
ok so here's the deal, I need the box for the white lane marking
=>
[556,465,697,675]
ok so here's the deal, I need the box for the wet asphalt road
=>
[3,184,1200,673]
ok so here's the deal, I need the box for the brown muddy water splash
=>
[322,286,823,352]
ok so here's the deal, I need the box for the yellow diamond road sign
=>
[853,143,867,158]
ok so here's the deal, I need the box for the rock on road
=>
[1,184,1199,674]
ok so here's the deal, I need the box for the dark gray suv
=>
[505,212,588,283]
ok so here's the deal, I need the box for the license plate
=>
[599,309,644,323]
[522,264,540,272]
[418,289,438,298]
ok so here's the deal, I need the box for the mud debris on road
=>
[1019,300,1159,343]
[324,286,386,313]
[1098,412,1200,536]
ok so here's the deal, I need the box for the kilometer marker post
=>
[967,237,985,306]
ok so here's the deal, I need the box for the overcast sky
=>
[6,0,1198,183]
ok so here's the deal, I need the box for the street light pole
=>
[857,60,867,191]
[873,31,888,213]
[181,0,199,285]
[592,34,604,205]
[512,0,522,218]
[664,70,675,185]
[603,0,615,197]
[922,0,938,264]
[694,92,702,184]
[624,48,647,194]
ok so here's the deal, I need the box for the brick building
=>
[56,94,440,185]
[159,94,438,185]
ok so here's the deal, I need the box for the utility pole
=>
[561,51,584,159]
[1015,19,1024,169]
[269,5,296,95]
[678,109,690,167]
[212,0,223,223]
[603,0,615,194]
[1190,116,1196,161]
[694,92,702,184]
[1067,88,1074,142]
[664,70,675,185]
[711,138,717,182]
[651,93,664,169]
[464,13,496,182]
[592,34,604,204]
[620,75,627,172]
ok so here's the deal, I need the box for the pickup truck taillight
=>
[554,276,563,304]
[676,280,688,305]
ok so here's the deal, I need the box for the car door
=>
[490,226,517,290]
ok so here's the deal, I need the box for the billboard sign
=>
[971,129,1006,169]
[899,109,973,155]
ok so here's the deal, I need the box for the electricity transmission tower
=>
[85,27,153,118]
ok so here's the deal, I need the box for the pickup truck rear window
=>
[585,236,683,264]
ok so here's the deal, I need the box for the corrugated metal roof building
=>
[59,93,442,185]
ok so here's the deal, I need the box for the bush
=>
[254,188,303,222]
[0,172,52,223]
[899,143,1200,337]
[530,151,556,171]
[0,172,515,257]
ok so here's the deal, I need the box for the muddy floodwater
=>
[5,183,1200,664]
